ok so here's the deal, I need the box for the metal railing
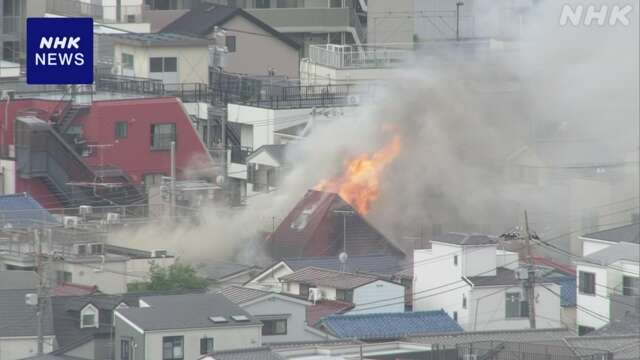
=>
[308,44,414,69]
[46,0,144,23]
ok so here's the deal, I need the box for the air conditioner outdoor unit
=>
[78,205,93,216]
[308,288,322,304]
[516,268,529,280]
[105,212,120,224]
[63,216,80,228]
[347,95,360,105]
[152,249,168,258]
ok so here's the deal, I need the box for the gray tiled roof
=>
[200,346,283,360]
[116,293,261,331]
[280,267,380,290]
[583,223,640,244]
[111,32,210,46]
[219,285,272,304]
[467,267,520,287]
[284,255,406,277]
[590,314,640,336]
[433,232,498,246]
[0,289,55,337]
[20,355,87,360]
[197,262,260,281]
[583,242,640,265]
[0,271,38,290]
[408,328,575,347]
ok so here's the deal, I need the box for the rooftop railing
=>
[308,44,414,69]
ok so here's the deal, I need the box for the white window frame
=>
[80,303,99,328]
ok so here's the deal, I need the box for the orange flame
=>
[315,135,402,214]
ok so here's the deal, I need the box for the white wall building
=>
[413,233,562,330]
[575,241,640,335]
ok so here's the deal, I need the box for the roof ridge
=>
[295,266,378,278]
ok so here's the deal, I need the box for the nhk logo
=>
[559,4,633,26]
[27,18,93,84]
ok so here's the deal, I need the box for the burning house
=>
[268,189,405,259]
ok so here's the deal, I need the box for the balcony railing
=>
[46,0,144,23]
[308,44,414,69]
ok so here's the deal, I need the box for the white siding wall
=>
[245,263,293,292]
[576,263,609,330]
[145,326,261,358]
[581,238,614,256]
[349,280,405,314]
[468,284,562,331]
[462,245,497,277]
[0,159,15,195]
[0,336,55,360]
[58,260,128,294]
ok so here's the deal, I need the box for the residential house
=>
[306,299,353,326]
[1,97,217,208]
[246,144,289,193]
[199,346,284,360]
[104,245,176,284]
[220,285,333,343]
[267,189,406,258]
[319,310,463,340]
[574,242,639,335]
[45,0,146,25]
[49,294,128,360]
[413,232,562,331]
[565,315,640,360]
[579,223,640,256]
[111,33,211,84]
[279,267,405,314]
[244,254,409,299]
[114,293,263,359]
[162,4,301,78]
[0,271,55,360]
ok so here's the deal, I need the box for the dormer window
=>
[80,304,99,328]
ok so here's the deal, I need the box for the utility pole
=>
[170,141,176,219]
[35,229,44,355]
[456,1,465,41]
[334,209,354,271]
[523,210,536,329]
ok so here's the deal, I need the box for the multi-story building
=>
[413,232,562,331]
[575,240,639,335]
[0,0,45,63]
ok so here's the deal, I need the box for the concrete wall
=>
[299,60,399,86]
[0,336,55,360]
[349,280,405,314]
[209,15,300,78]
[366,0,415,45]
[145,325,262,357]
[576,263,609,330]
[468,284,562,331]
[113,43,210,84]
[462,245,497,277]
[242,296,329,343]
[57,260,128,294]
[126,257,175,283]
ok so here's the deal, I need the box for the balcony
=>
[46,0,144,23]
[308,44,414,69]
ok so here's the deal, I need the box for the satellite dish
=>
[338,252,348,264]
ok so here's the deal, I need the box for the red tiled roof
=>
[306,300,353,326]
[532,256,576,276]
[53,283,98,297]
[268,190,405,258]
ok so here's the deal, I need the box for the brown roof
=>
[280,267,382,290]
[306,300,353,326]
[268,190,405,258]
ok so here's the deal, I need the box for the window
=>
[623,276,639,296]
[121,53,134,70]
[56,271,72,284]
[453,311,458,321]
[77,244,87,255]
[299,284,310,298]
[262,319,287,335]
[150,57,178,73]
[80,305,98,328]
[462,294,467,309]
[91,244,103,255]
[225,36,236,52]
[115,122,128,139]
[151,123,176,150]
[329,0,343,8]
[255,0,270,8]
[200,337,214,354]
[505,292,526,318]
[335,289,353,302]
[578,325,595,336]
[277,0,298,7]
[579,271,596,295]
[121,339,130,360]
[162,336,184,360]
[453,255,458,266]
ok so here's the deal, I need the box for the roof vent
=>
[231,315,249,322]
[209,316,228,323]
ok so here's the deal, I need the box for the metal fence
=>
[308,44,414,69]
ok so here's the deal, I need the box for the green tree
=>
[134,261,208,292]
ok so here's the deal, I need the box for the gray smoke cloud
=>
[110,0,638,264]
